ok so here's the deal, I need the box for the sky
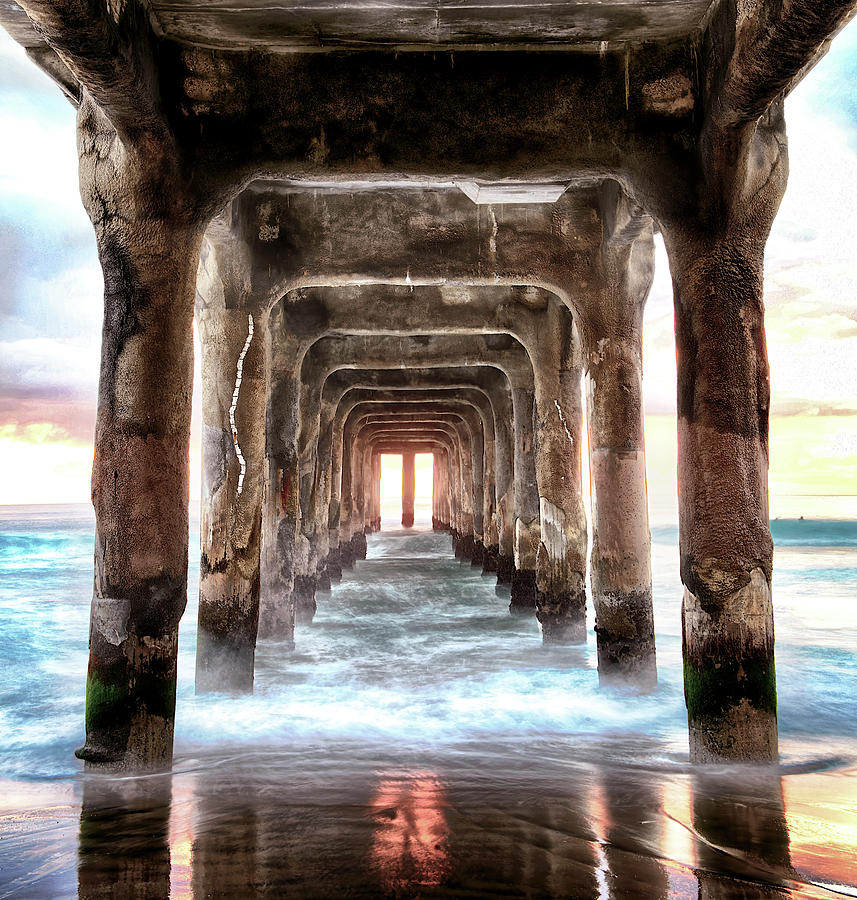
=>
[0,24,856,519]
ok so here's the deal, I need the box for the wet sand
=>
[2,740,856,898]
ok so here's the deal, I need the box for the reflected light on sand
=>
[368,772,451,892]
[660,778,696,870]
[783,770,857,893]
[169,777,196,900]
[586,782,612,900]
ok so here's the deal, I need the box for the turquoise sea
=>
[1,503,855,898]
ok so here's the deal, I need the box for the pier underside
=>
[2,0,856,775]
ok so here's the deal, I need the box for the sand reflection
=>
[78,777,172,900]
[691,769,792,898]
[367,771,451,893]
[783,764,857,895]
[63,752,857,899]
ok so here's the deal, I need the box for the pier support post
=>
[662,104,787,762]
[529,303,588,643]
[402,451,416,527]
[196,282,268,694]
[258,365,301,646]
[74,97,204,769]
[493,386,516,583]
[584,184,657,689]
[510,384,540,615]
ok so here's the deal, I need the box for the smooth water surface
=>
[1,504,856,898]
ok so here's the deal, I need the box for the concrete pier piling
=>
[401,451,415,528]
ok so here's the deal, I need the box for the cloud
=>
[0,337,98,443]
[0,336,97,391]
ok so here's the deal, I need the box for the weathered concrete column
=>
[510,384,540,615]
[444,434,463,543]
[262,297,332,631]
[492,386,516,584]
[338,429,359,568]
[358,446,372,534]
[582,183,657,688]
[338,418,372,558]
[195,249,269,693]
[437,449,452,532]
[432,451,443,530]
[371,451,382,531]
[74,96,205,769]
[661,102,788,762]
[401,451,416,527]
[258,361,301,644]
[440,451,452,532]
[524,300,588,643]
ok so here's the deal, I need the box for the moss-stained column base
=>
[511,517,539,613]
[481,544,499,574]
[340,531,366,567]
[594,591,657,690]
[509,569,537,615]
[256,598,296,647]
[470,539,485,568]
[196,564,259,694]
[451,529,461,557]
[76,595,180,770]
[317,565,332,593]
[457,533,475,562]
[353,532,368,559]
[293,575,318,625]
[196,631,255,695]
[683,571,777,763]
[496,554,515,584]
[326,546,343,581]
[535,501,588,644]
[536,590,587,644]
[340,541,355,570]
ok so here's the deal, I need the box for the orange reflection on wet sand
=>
[659,777,696,871]
[368,771,452,893]
[784,766,857,895]
[168,777,196,900]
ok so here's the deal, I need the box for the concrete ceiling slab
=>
[148,0,716,50]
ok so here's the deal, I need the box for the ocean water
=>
[0,503,855,898]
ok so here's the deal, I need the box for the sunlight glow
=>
[379,453,433,527]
